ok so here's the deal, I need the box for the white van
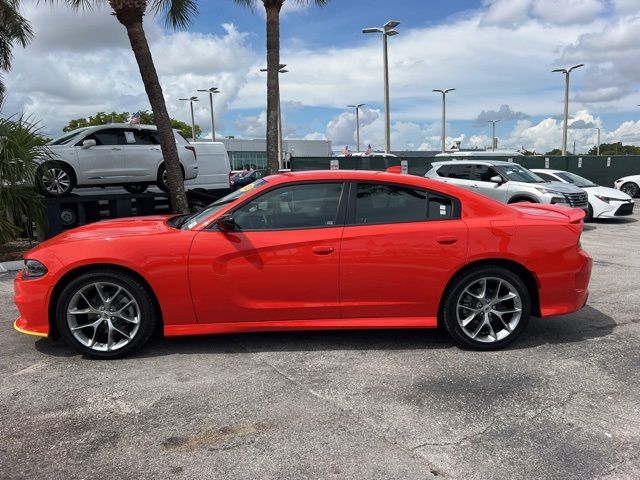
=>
[186,142,231,190]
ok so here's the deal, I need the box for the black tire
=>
[60,205,78,227]
[55,269,157,359]
[508,197,536,204]
[620,182,639,198]
[36,162,76,197]
[124,183,148,194]
[441,266,531,350]
[157,164,184,192]
[585,204,594,222]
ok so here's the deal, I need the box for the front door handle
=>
[312,246,334,255]
[111,147,122,151]
[470,184,479,189]
[436,236,458,245]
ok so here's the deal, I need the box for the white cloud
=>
[531,0,605,25]
[233,110,267,138]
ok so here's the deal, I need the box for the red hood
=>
[27,215,176,254]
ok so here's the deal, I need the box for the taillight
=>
[185,145,196,160]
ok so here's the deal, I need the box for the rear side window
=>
[353,183,459,225]
[446,164,473,179]
[81,128,125,146]
[435,165,450,177]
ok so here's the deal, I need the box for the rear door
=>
[121,128,160,182]
[339,182,468,320]
[74,128,126,184]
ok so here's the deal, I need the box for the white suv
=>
[39,124,198,196]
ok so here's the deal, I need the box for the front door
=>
[189,182,347,323]
[472,165,509,202]
[75,128,125,185]
[340,182,468,319]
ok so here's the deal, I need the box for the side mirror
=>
[82,139,97,149]
[216,213,237,231]
[490,175,503,185]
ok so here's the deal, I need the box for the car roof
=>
[431,160,519,166]
[531,168,562,174]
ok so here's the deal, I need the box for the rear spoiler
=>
[510,203,586,224]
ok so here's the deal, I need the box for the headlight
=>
[23,259,48,278]
[534,186,563,195]
[594,195,620,204]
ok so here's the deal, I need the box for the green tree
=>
[587,142,640,156]
[234,0,329,174]
[0,0,33,101]
[49,0,199,214]
[62,110,201,139]
[0,114,46,243]
[544,148,563,156]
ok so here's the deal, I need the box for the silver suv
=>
[425,160,588,211]
[39,124,198,197]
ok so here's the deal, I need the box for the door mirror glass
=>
[216,214,237,231]
[82,139,97,149]
[490,175,503,184]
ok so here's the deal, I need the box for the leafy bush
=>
[0,114,47,243]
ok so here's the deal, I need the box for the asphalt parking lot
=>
[1,212,639,480]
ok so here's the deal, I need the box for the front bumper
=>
[13,270,52,337]
[594,200,634,218]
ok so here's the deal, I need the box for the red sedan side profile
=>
[14,170,592,358]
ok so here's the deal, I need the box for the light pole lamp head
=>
[433,88,456,94]
[362,27,383,34]
[386,30,399,37]
[384,20,400,30]
[347,104,365,109]
[198,88,219,94]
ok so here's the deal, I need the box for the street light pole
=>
[363,21,400,153]
[179,96,199,141]
[197,87,220,142]
[488,119,500,151]
[596,127,601,156]
[432,88,455,153]
[347,103,365,151]
[552,63,584,156]
[261,64,287,169]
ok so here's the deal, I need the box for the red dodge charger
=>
[14,170,592,358]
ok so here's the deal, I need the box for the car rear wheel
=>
[157,164,184,192]
[442,266,530,350]
[620,182,639,198]
[56,270,157,359]
[124,183,148,194]
[37,163,76,197]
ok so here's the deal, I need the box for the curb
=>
[0,261,23,273]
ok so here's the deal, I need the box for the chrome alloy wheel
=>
[66,282,141,352]
[456,277,522,343]
[42,167,71,195]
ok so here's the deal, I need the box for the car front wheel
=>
[56,269,157,359]
[37,163,76,197]
[124,183,148,194]
[620,182,639,198]
[442,266,531,350]
[157,164,184,192]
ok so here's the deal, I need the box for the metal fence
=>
[291,155,640,188]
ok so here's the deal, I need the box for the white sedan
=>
[613,175,640,198]
[531,169,634,220]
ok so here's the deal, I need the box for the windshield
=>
[555,171,597,187]
[182,178,268,229]
[47,128,91,145]
[497,164,545,183]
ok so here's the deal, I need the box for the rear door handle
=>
[436,236,458,245]
[312,246,334,255]
[111,147,122,151]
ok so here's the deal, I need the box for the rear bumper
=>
[538,249,592,317]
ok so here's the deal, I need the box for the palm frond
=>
[0,0,34,72]
[150,0,198,30]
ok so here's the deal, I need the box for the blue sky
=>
[4,0,640,153]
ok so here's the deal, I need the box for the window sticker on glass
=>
[240,183,255,192]
[440,205,447,216]
[124,131,135,144]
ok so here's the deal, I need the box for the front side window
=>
[354,183,457,225]
[80,128,124,146]
[473,165,500,182]
[232,182,344,230]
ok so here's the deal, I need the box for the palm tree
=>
[234,0,329,174]
[49,1,198,213]
[0,114,46,243]
[0,0,33,102]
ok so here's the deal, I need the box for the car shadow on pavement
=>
[32,305,617,358]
